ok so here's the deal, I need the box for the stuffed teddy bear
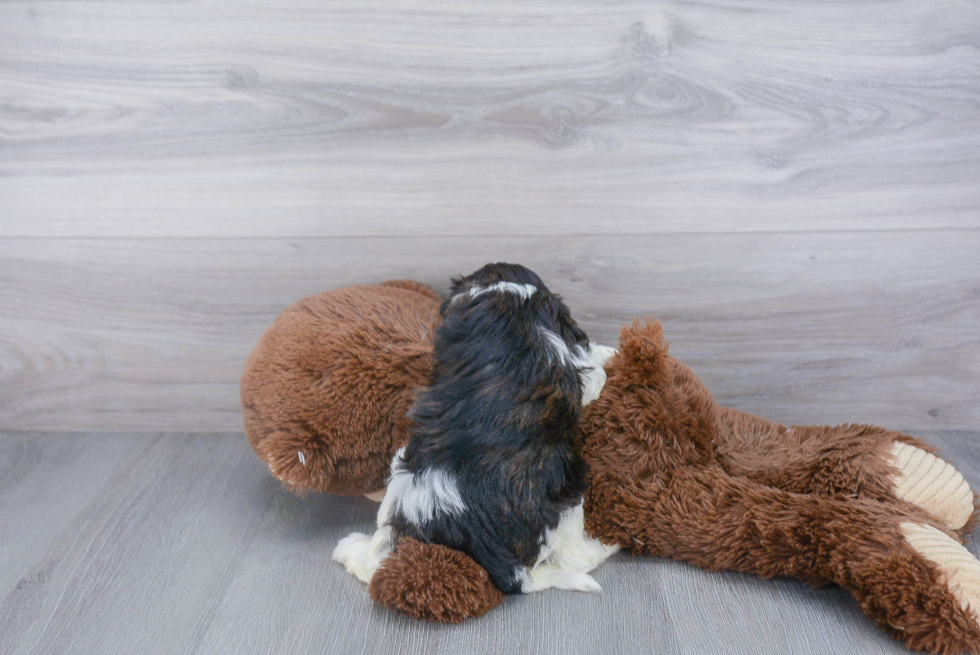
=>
[241,280,980,655]
[241,279,442,499]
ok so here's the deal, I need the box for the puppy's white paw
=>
[562,571,602,593]
[580,343,618,406]
[890,443,975,530]
[332,533,371,566]
[524,566,602,593]
[332,528,394,585]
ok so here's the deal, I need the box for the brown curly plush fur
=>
[243,287,980,653]
[580,320,980,654]
[241,280,441,495]
[368,538,504,623]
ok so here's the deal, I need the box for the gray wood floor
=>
[2,0,979,652]
[1,430,977,655]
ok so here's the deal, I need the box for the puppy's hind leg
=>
[518,502,617,593]
[480,552,600,595]
[520,565,602,593]
[332,524,394,584]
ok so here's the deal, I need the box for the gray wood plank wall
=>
[1,0,979,435]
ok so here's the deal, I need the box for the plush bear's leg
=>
[585,466,980,654]
[713,406,978,535]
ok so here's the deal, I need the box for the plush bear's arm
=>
[584,464,980,654]
[712,407,979,536]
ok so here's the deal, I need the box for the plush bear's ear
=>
[609,318,673,390]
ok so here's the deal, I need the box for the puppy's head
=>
[447,262,548,299]
[444,263,588,349]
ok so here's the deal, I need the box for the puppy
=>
[334,264,618,594]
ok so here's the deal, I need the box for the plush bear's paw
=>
[902,522,980,627]
[890,443,976,531]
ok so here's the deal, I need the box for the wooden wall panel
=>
[2,0,978,236]
[1,232,976,432]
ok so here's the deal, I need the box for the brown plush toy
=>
[241,280,442,499]
[242,281,980,654]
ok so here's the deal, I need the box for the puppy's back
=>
[388,264,592,593]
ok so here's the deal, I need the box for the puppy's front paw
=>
[332,532,371,566]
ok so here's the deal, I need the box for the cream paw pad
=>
[890,442,975,531]
[902,522,980,624]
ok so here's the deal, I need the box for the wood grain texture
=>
[2,1,978,651]
[0,433,147,599]
[1,0,979,236]
[2,232,977,433]
[4,431,976,655]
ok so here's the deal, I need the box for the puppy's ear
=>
[544,293,589,347]
[568,321,589,347]
[448,274,468,297]
[558,308,589,347]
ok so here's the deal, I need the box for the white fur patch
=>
[522,566,603,593]
[331,524,394,584]
[378,449,467,528]
[520,502,620,593]
[452,281,538,303]
[581,344,617,406]
[538,328,589,368]
[539,332,617,407]
[335,449,466,586]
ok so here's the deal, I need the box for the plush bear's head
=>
[580,318,718,483]
[241,280,442,496]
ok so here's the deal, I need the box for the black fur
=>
[387,263,591,594]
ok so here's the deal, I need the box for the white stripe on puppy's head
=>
[451,281,538,304]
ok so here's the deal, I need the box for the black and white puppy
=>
[335,264,618,594]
